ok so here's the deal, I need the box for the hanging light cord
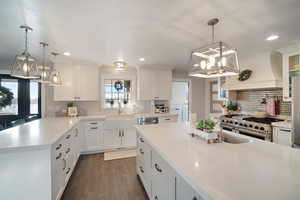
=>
[212,24,215,43]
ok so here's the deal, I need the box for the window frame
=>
[0,74,41,129]
[100,74,136,109]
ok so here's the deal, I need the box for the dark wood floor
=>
[61,154,148,200]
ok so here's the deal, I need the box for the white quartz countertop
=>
[135,123,300,200]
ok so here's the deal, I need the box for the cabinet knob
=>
[139,137,144,143]
[192,197,198,200]
[66,168,71,174]
[139,166,144,173]
[66,134,71,139]
[139,148,144,154]
[154,196,158,200]
[65,148,71,154]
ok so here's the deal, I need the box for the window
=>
[103,79,131,108]
[0,74,41,130]
[0,79,18,115]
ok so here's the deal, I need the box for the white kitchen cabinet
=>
[176,176,202,200]
[273,127,292,147]
[103,129,122,149]
[137,68,172,100]
[122,127,137,147]
[84,121,104,152]
[279,44,299,102]
[54,64,99,101]
[151,150,175,200]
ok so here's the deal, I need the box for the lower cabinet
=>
[84,121,104,152]
[52,125,81,200]
[273,127,292,147]
[137,133,205,200]
[103,127,137,149]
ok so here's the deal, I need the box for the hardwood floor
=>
[61,154,149,200]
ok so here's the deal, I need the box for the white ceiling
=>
[1,0,300,70]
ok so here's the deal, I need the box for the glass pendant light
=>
[10,25,39,79]
[189,18,239,78]
[37,42,52,83]
[49,52,62,86]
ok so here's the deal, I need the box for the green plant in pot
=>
[196,119,216,132]
[223,100,238,113]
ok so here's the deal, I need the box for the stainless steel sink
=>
[221,131,252,144]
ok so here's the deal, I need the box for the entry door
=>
[171,81,189,122]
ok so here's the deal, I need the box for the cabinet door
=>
[75,65,99,101]
[278,128,292,146]
[157,70,172,100]
[152,151,175,200]
[138,68,156,100]
[272,127,279,143]
[85,125,103,151]
[176,176,202,200]
[122,127,137,147]
[103,129,122,148]
[53,64,76,101]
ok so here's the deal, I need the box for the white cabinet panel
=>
[138,68,172,100]
[103,129,122,148]
[84,121,103,152]
[54,64,75,101]
[54,64,99,101]
[278,128,292,147]
[176,176,202,200]
[122,127,137,147]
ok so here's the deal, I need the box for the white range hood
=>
[223,51,283,90]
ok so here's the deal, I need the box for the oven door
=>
[221,125,239,134]
[238,129,266,140]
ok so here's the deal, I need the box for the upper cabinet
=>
[54,63,99,101]
[137,68,172,100]
[279,44,300,102]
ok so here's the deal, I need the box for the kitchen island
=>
[135,122,300,200]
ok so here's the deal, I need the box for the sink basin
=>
[221,132,252,144]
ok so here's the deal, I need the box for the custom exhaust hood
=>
[223,51,283,91]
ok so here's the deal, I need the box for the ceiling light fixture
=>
[139,57,145,62]
[10,25,39,79]
[266,34,279,41]
[49,52,62,86]
[189,18,239,78]
[63,52,71,56]
[114,60,127,71]
[37,42,52,83]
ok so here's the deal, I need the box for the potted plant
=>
[196,119,216,133]
[0,86,14,111]
[221,100,239,114]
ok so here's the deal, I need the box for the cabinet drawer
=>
[159,116,178,123]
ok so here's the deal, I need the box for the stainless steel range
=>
[220,114,284,141]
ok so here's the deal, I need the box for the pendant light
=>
[189,18,239,78]
[49,52,62,86]
[10,25,39,79]
[37,42,52,83]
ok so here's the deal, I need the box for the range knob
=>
[260,127,265,131]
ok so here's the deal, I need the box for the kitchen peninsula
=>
[135,122,300,200]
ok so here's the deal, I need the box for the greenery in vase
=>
[225,100,238,111]
[196,119,216,131]
[0,86,14,108]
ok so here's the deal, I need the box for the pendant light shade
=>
[37,42,52,83]
[49,52,62,86]
[10,25,39,79]
[189,18,239,78]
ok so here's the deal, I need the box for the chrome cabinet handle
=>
[139,137,144,143]
[122,130,124,137]
[164,118,171,121]
[139,148,144,154]
[66,168,71,174]
[154,163,162,173]
[139,166,144,173]
[56,153,62,160]
[280,129,291,132]
[119,130,121,137]
[154,196,158,200]
[192,197,198,200]
[56,144,62,150]
[66,134,71,139]
[90,127,98,130]
[65,148,71,154]
[75,129,79,137]
[89,122,98,125]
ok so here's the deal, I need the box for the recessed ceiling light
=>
[139,57,145,62]
[63,52,71,56]
[266,35,279,41]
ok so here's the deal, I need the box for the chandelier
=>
[189,18,239,78]
[10,25,39,79]
[37,42,52,83]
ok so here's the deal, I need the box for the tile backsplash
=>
[237,88,291,116]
